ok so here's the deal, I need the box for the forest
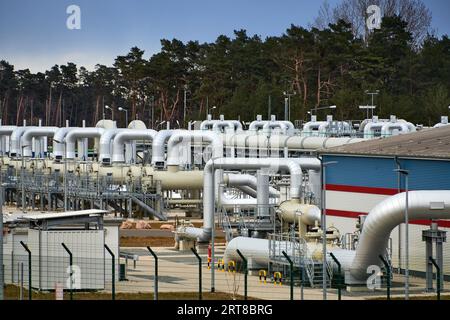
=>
[0,0,449,128]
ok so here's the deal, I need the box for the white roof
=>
[18,210,108,221]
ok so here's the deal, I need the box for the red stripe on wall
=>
[326,209,450,228]
[325,184,401,196]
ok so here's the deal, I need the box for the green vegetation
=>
[1,12,449,127]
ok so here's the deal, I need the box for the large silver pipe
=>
[21,127,58,157]
[65,128,105,159]
[224,173,280,198]
[53,127,77,158]
[381,121,413,137]
[10,126,35,156]
[151,130,182,166]
[99,129,125,162]
[166,131,223,167]
[112,129,157,163]
[0,126,17,155]
[188,158,303,242]
[349,190,450,281]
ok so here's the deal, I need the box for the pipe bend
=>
[350,190,450,280]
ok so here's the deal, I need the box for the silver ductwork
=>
[53,127,77,159]
[112,129,157,163]
[151,130,182,167]
[21,127,59,157]
[166,131,223,167]
[65,128,105,159]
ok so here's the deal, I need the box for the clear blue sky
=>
[1,0,449,73]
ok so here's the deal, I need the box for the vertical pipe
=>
[321,162,327,300]
[405,175,409,300]
[0,184,3,300]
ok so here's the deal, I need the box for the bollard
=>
[282,251,294,300]
[379,255,391,300]
[19,241,32,300]
[191,248,202,300]
[104,244,116,300]
[429,257,441,301]
[274,272,282,286]
[147,247,158,301]
[61,243,73,300]
[236,249,247,300]
[259,270,267,284]
[227,260,236,273]
[329,252,342,301]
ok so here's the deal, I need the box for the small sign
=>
[55,282,64,300]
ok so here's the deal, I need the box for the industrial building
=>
[319,125,450,278]
[0,114,449,296]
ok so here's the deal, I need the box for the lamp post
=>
[283,91,296,121]
[359,105,376,120]
[210,106,217,119]
[118,107,128,128]
[308,105,337,119]
[365,90,379,118]
[394,168,410,300]
[105,105,114,121]
[150,96,155,129]
[319,159,338,300]
[183,85,190,126]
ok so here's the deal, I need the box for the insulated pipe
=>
[349,190,450,281]
[166,131,223,167]
[363,122,385,139]
[302,121,328,137]
[212,121,235,133]
[99,129,126,162]
[151,130,183,166]
[10,127,35,156]
[53,127,77,159]
[190,158,303,242]
[112,129,157,163]
[262,122,288,136]
[21,127,58,157]
[65,128,105,159]
[380,121,412,137]
[224,173,280,198]
[0,126,17,155]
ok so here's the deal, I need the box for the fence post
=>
[329,252,342,301]
[19,241,32,300]
[61,243,73,300]
[236,249,247,300]
[282,251,294,301]
[147,246,158,301]
[104,244,115,300]
[429,256,441,301]
[191,248,202,300]
[379,255,391,300]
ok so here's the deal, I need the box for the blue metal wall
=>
[322,155,450,191]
